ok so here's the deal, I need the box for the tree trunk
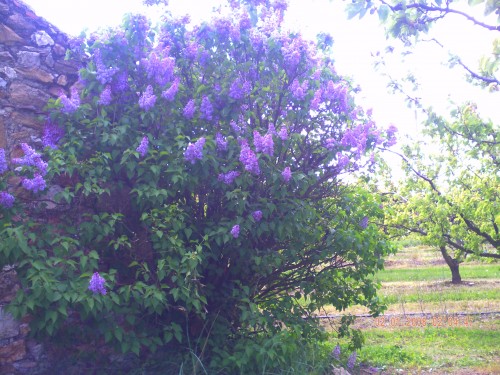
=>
[439,246,462,284]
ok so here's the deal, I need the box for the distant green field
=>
[374,264,499,282]
[381,287,500,304]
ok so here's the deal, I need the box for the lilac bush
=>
[0,1,395,371]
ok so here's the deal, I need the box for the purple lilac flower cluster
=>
[230,120,242,134]
[0,191,14,208]
[218,171,240,185]
[136,136,149,157]
[230,224,240,238]
[384,124,398,147]
[94,49,119,85]
[0,148,8,174]
[183,99,196,119]
[281,166,291,182]
[139,85,157,111]
[113,71,129,92]
[239,142,260,175]
[359,216,369,229]
[141,51,175,86]
[332,344,341,360]
[216,133,228,151]
[310,88,322,110]
[161,78,179,101]
[347,351,357,369]
[252,210,263,221]
[253,131,274,156]
[200,96,213,121]
[278,127,288,141]
[42,121,65,149]
[12,143,48,176]
[229,77,252,100]
[98,85,112,105]
[184,137,206,164]
[59,87,80,113]
[290,79,308,100]
[22,174,46,193]
[88,272,107,295]
[325,138,336,150]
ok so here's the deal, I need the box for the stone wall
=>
[1,1,80,372]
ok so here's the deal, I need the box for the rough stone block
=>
[0,339,26,364]
[31,30,54,47]
[11,110,44,129]
[16,51,40,68]
[0,308,19,340]
[9,82,50,109]
[0,24,23,44]
[16,67,54,83]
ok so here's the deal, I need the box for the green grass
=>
[381,287,500,304]
[356,324,500,372]
[374,264,499,282]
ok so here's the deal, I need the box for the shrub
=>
[0,0,395,372]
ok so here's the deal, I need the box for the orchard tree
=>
[344,0,499,283]
[0,0,395,372]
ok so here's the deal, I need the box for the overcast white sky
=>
[23,0,498,139]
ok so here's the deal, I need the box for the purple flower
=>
[239,142,260,175]
[278,127,288,141]
[136,136,149,157]
[359,216,369,229]
[12,144,47,176]
[200,96,213,121]
[216,133,228,151]
[254,131,273,156]
[230,225,240,238]
[141,51,175,86]
[0,191,14,208]
[230,120,242,134]
[347,351,357,369]
[113,71,129,92]
[94,49,119,85]
[184,137,206,164]
[183,99,196,119]
[218,171,240,184]
[252,210,263,221]
[98,85,112,105]
[161,77,179,101]
[42,121,65,149]
[310,89,322,110]
[88,272,107,295]
[139,85,157,111]
[325,138,336,150]
[281,167,291,182]
[0,148,8,174]
[229,77,252,100]
[290,79,308,100]
[22,174,46,193]
[59,87,80,113]
[268,124,276,135]
[332,345,341,360]
[384,124,398,147]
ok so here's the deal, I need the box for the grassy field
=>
[324,245,500,374]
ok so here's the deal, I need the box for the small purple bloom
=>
[229,77,251,100]
[113,71,129,92]
[216,133,228,151]
[59,87,80,113]
[252,210,263,221]
[290,79,308,100]
[310,89,322,110]
[22,174,46,193]
[281,167,291,183]
[88,272,107,295]
[218,171,240,185]
[254,131,273,156]
[239,143,260,175]
[42,121,65,149]
[385,124,398,147]
[278,127,288,141]
[230,120,242,134]
[230,225,240,238]
[12,144,47,176]
[268,124,276,135]
[359,216,369,229]
[184,137,206,164]
[0,148,7,174]
[332,344,341,360]
[347,351,357,369]
[183,99,196,119]
[94,49,119,85]
[98,85,112,105]
[161,77,179,101]
[139,85,157,111]
[0,191,14,208]
[136,136,149,157]
[200,96,213,121]
[325,138,336,150]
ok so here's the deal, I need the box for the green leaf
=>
[377,5,390,22]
